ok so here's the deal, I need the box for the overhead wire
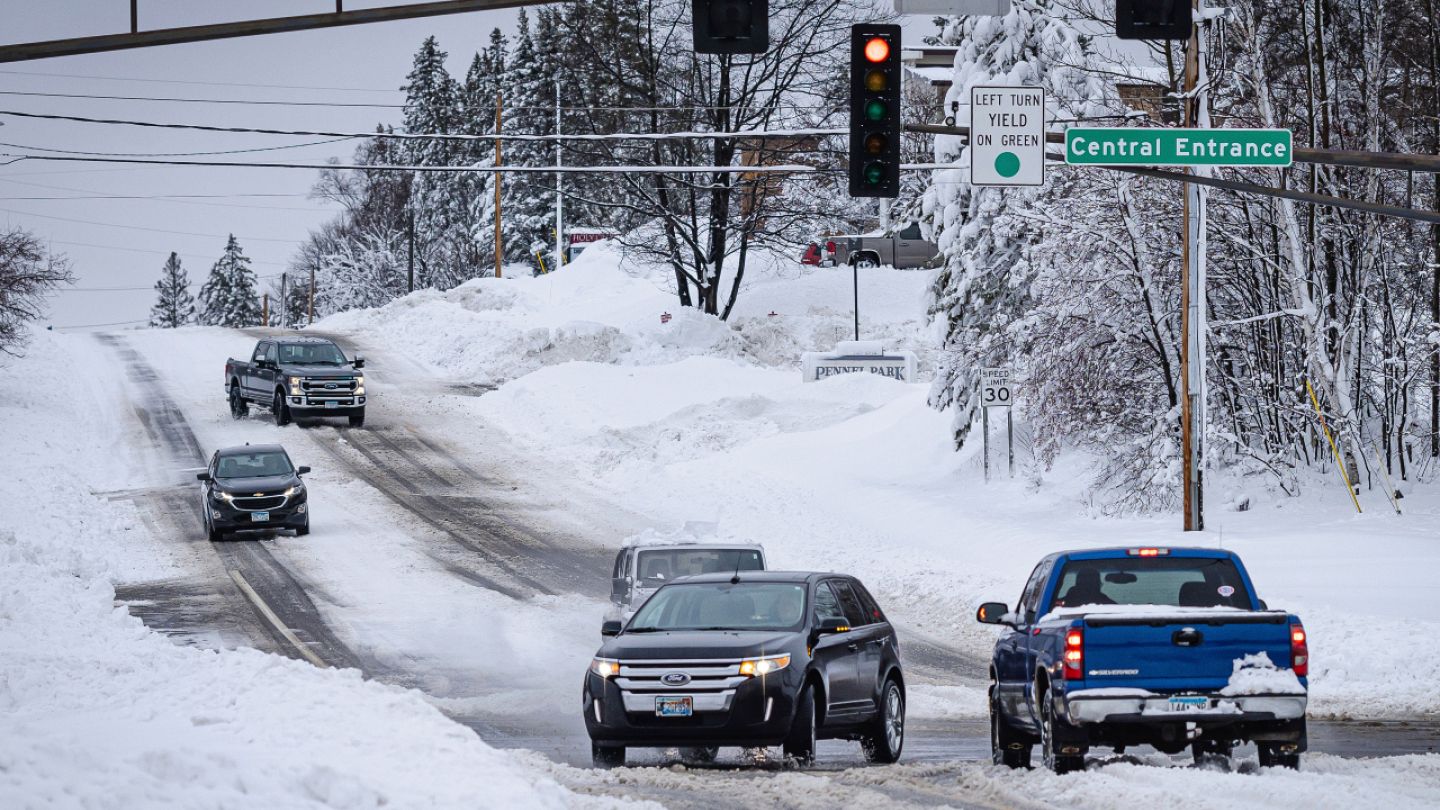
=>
[0,136,359,159]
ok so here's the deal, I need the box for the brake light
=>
[1290,622,1308,677]
[1063,628,1084,680]
[826,240,837,253]
[1126,547,1169,557]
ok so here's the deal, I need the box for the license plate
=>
[325,401,339,409]
[251,511,270,523]
[655,696,693,717]
[1167,696,1210,712]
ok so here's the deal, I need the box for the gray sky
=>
[1,1,521,329]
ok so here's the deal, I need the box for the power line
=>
[44,238,291,268]
[0,67,399,94]
[0,136,358,158]
[0,89,404,108]
[0,204,309,243]
[0,152,840,174]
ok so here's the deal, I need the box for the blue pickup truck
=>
[976,547,1308,773]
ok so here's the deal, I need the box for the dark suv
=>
[198,444,311,541]
[583,571,905,768]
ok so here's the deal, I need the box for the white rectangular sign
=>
[802,346,917,383]
[979,367,1015,407]
[894,0,1012,14]
[970,86,1046,187]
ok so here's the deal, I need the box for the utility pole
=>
[407,209,415,293]
[308,261,316,325]
[262,293,270,328]
[1179,0,1209,531]
[280,272,288,329]
[495,90,504,279]
[555,78,564,269]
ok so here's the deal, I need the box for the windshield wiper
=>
[624,626,665,633]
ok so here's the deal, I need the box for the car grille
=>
[301,378,357,393]
[613,658,752,715]
[231,494,287,511]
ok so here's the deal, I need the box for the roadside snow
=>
[0,331,633,810]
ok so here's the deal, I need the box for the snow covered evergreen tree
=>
[924,1,1109,450]
[148,252,194,328]
[402,36,472,289]
[198,235,262,328]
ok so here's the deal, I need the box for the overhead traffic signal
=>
[1115,0,1192,40]
[692,0,769,54]
[849,24,902,198]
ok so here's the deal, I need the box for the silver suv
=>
[610,542,767,618]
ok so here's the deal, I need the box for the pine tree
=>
[198,235,262,327]
[924,0,1109,449]
[402,36,473,288]
[504,9,561,267]
[149,252,195,328]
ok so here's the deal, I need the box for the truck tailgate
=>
[1081,612,1293,691]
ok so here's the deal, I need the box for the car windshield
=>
[278,342,347,366]
[634,548,763,585]
[1051,557,1249,610]
[216,451,293,479]
[628,582,806,632]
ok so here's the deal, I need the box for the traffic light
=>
[1115,0,1192,40]
[849,25,902,198]
[692,0,768,54]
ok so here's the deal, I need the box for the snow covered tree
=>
[198,235,262,328]
[148,252,194,328]
[924,1,1110,450]
[0,227,71,355]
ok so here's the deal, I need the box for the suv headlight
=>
[283,484,305,499]
[591,658,620,679]
[210,489,234,504]
[738,653,791,677]
[354,376,365,396]
[288,376,303,395]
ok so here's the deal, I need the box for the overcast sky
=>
[1,2,950,330]
[1,0,523,329]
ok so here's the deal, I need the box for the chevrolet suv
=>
[198,444,311,541]
[583,571,905,768]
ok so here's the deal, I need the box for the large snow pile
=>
[0,332,630,810]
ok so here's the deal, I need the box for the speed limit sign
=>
[980,368,1015,407]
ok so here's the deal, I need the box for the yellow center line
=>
[228,569,328,669]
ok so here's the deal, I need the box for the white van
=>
[609,542,767,618]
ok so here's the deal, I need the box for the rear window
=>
[1051,557,1249,610]
[634,548,762,584]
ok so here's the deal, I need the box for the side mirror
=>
[600,620,622,637]
[196,472,211,482]
[813,617,849,638]
[976,602,1011,625]
[297,466,311,475]
[353,355,365,369]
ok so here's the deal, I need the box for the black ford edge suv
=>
[198,444,311,541]
[582,571,905,768]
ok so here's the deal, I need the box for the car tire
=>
[862,678,905,764]
[348,410,365,428]
[782,682,818,766]
[679,746,718,765]
[1257,743,1300,770]
[591,743,625,769]
[273,391,291,427]
[1038,688,1085,775]
[229,387,248,419]
[206,514,224,543]
[990,687,1033,769]
[296,520,310,537]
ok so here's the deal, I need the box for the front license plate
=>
[325,401,339,409]
[655,696,693,717]
[1167,696,1210,712]
[251,511,270,523]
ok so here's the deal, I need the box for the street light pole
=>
[555,79,564,270]
[1179,0,1209,531]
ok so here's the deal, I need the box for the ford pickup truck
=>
[829,222,940,269]
[225,336,367,427]
[976,547,1308,773]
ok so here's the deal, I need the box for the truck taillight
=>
[1063,628,1084,680]
[1290,622,1308,677]
[826,240,837,253]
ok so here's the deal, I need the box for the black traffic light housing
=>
[1115,0,1192,40]
[849,24,902,198]
[692,0,769,54]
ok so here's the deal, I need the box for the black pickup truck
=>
[225,336,367,427]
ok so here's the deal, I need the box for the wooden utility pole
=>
[407,209,415,293]
[280,272,288,329]
[262,293,270,328]
[308,262,316,325]
[1179,0,1208,531]
[495,91,504,279]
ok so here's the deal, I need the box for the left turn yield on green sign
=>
[970,85,1046,187]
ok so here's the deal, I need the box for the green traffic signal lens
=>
[863,161,887,185]
[864,133,887,155]
[865,69,888,93]
[865,100,887,121]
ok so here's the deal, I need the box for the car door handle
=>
[847,642,859,652]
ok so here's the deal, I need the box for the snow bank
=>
[1222,653,1306,697]
[0,332,628,810]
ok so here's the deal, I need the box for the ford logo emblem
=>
[661,672,691,686]
[326,383,338,389]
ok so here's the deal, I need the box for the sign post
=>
[980,368,1016,481]
[970,86,1046,187]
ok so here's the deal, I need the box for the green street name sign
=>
[1065,128,1294,167]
